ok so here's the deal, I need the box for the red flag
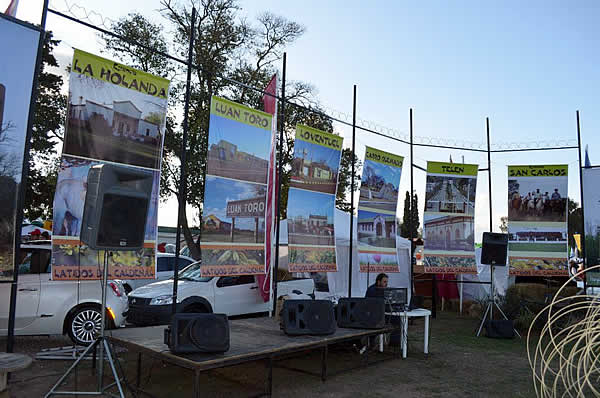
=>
[4,0,19,16]
[256,74,277,302]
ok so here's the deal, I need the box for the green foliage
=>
[336,148,362,213]
[400,191,420,238]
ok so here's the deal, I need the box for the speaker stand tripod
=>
[476,263,521,338]
[45,251,125,397]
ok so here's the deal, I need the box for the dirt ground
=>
[1,312,536,397]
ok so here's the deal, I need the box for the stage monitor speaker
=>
[80,164,153,251]
[282,300,336,336]
[481,232,508,266]
[164,313,230,354]
[336,297,385,329]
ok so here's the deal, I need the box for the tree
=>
[400,191,420,238]
[499,216,508,233]
[103,1,337,259]
[24,32,67,220]
[335,148,362,213]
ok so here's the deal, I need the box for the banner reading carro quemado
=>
[357,147,403,273]
[508,165,568,276]
[200,96,273,277]
[423,161,478,274]
[51,49,169,280]
[287,125,342,279]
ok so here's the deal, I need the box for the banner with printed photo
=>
[580,168,600,286]
[423,162,478,274]
[200,96,273,277]
[357,147,403,273]
[0,16,40,282]
[288,125,342,278]
[507,165,568,276]
[52,49,169,280]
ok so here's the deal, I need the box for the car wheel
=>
[68,306,102,346]
[124,284,132,295]
[183,304,209,313]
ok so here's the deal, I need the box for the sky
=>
[287,188,334,222]
[361,160,402,190]
[5,0,600,241]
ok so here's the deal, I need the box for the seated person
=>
[365,273,388,298]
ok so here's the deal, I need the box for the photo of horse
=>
[508,178,567,222]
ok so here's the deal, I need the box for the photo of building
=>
[290,139,340,194]
[287,188,335,246]
[63,75,167,170]
[358,160,401,212]
[207,139,269,183]
[424,215,474,251]
[357,209,397,248]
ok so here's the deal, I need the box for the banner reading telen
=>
[287,125,342,274]
[51,49,169,280]
[357,147,404,273]
[200,96,273,277]
[507,165,568,276]
[423,161,478,274]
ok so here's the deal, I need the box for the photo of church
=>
[357,209,397,248]
[423,214,474,252]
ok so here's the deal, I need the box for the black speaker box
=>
[80,164,153,250]
[484,320,515,339]
[481,232,508,266]
[282,300,336,336]
[409,295,425,310]
[337,298,385,329]
[164,313,230,354]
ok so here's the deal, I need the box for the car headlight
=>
[149,295,174,305]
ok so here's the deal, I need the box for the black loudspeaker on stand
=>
[281,300,336,336]
[46,164,153,398]
[337,298,385,329]
[477,232,520,338]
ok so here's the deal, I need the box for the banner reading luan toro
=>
[582,168,600,286]
[287,125,342,276]
[200,96,273,277]
[423,162,478,274]
[0,16,40,282]
[52,49,169,280]
[507,165,568,276]
[357,147,403,273]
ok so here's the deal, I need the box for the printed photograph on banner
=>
[508,257,568,276]
[0,17,40,281]
[359,251,399,273]
[508,177,567,222]
[51,156,159,240]
[359,152,402,212]
[287,188,335,246]
[423,255,477,274]
[200,245,265,277]
[425,175,476,215]
[357,209,397,248]
[290,126,342,194]
[423,214,475,252]
[288,246,337,273]
[201,175,266,244]
[206,110,271,184]
[583,168,600,286]
[63,50,168,170]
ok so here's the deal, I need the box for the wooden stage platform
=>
[109,317,401,397]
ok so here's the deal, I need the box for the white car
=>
[127,261,315,326]
[118,253,195,294]
[0,241,128,345]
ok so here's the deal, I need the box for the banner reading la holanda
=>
[423,161,478,274]
[507,165,568,276]
[0,16,40,282]
[200,96,273,277]
[52,49,169,280]
[357,147,404,273]
[287,125,342,274]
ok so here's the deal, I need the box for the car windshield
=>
[177,261,212,282]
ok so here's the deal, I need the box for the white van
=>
[0,241,128,345]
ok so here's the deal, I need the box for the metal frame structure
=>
[6,2,590,356]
